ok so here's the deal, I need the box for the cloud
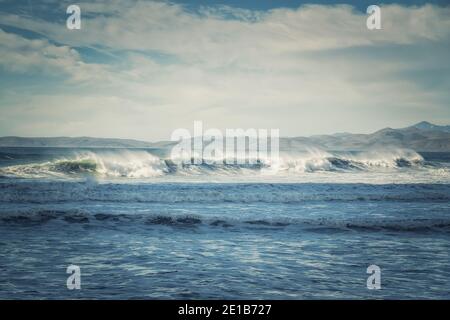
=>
[0,1,449,140]
[0,28,113,83]
[1,2,449,58]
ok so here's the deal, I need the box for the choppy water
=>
[0,147,449,299]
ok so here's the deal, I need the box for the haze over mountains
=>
[0,121,449,152]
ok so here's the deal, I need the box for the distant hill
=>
[0,122,449,151]
[0,136,174,148]
[409,121,450,133]
[280,122,450,152]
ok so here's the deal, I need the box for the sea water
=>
[0,147,449,299]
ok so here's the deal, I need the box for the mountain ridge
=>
[0,122,449,152]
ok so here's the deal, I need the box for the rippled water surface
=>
[0,148,449,299]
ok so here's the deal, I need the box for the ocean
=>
[0,147,449,299]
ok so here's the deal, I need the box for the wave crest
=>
[0,148,430,179]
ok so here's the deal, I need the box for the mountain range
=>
[279,121,450,152]
[0,121,449,152]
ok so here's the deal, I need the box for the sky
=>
[0,0,449,141]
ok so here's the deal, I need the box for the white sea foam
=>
[0,147,447,184]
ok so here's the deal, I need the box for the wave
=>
[2,209,449,233]
[0,148,432,179]
[1,181,449,203]
[265,148,424,174]
[0,150,166,178]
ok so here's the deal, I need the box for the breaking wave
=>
[0,150,166,178]
[265,148,424,174]
[0,148,431,179]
